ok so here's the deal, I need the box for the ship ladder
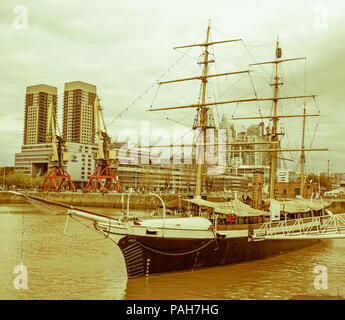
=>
[252,214,345,241]
[122,242,145,279]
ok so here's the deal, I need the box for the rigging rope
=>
[220,74,246,99]
[106,45,195,127]
[21,194,114,241]
[24,195,67,215]
[150,84,161,109]
[133,237,216,256]
[248,72,258,98]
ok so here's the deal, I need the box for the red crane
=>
[40,102,75,192]
[84,96,122,193]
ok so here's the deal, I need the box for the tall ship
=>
[13,22,345,279]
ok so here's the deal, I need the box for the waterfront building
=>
[14,142,98,182]
[15,140,249,193]
[275,181,319,199]
[234,123,271,167]
[63,81,97,144]
[114,143,249,195]
[15,82,99,183]
[23,84,57,145]
[217,116,272,184]
[15,84,251,193]
[219,114,236,168]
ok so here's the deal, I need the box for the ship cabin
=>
[166,197,329,230]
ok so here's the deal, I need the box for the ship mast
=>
[300,106,306,197]
[300,56,308,198]
[248,39,325,200]
[151,22,246,198]
[195,21,211,197]
[268,38,282,199]
[149,26,328,200]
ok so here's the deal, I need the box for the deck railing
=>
[251,214,345,240]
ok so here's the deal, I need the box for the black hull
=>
[118,235,319,278]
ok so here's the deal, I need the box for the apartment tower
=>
[63,81,97,144]
[23,84,57,145]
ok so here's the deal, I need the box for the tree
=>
[5,170,32,189]
[31,176,44,188]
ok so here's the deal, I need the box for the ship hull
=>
[116,235,319,278]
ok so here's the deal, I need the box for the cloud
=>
[0,0,344,174]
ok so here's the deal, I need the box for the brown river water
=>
[0,204,344,300]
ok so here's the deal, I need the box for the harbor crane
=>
[83,96,122,193]
[40,102,75,192]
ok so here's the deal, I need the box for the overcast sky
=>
[0,0,344,174]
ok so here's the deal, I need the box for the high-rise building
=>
[23,84,57,145]
[63,81,97,144]
[219,114,236,167]
[16,82,98,181]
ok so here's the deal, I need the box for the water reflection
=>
[0,210,127,300]
[126,240,345,300]
[0,206,344,300]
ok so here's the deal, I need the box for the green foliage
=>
[4,170,43,189]
[31,176,44,188]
